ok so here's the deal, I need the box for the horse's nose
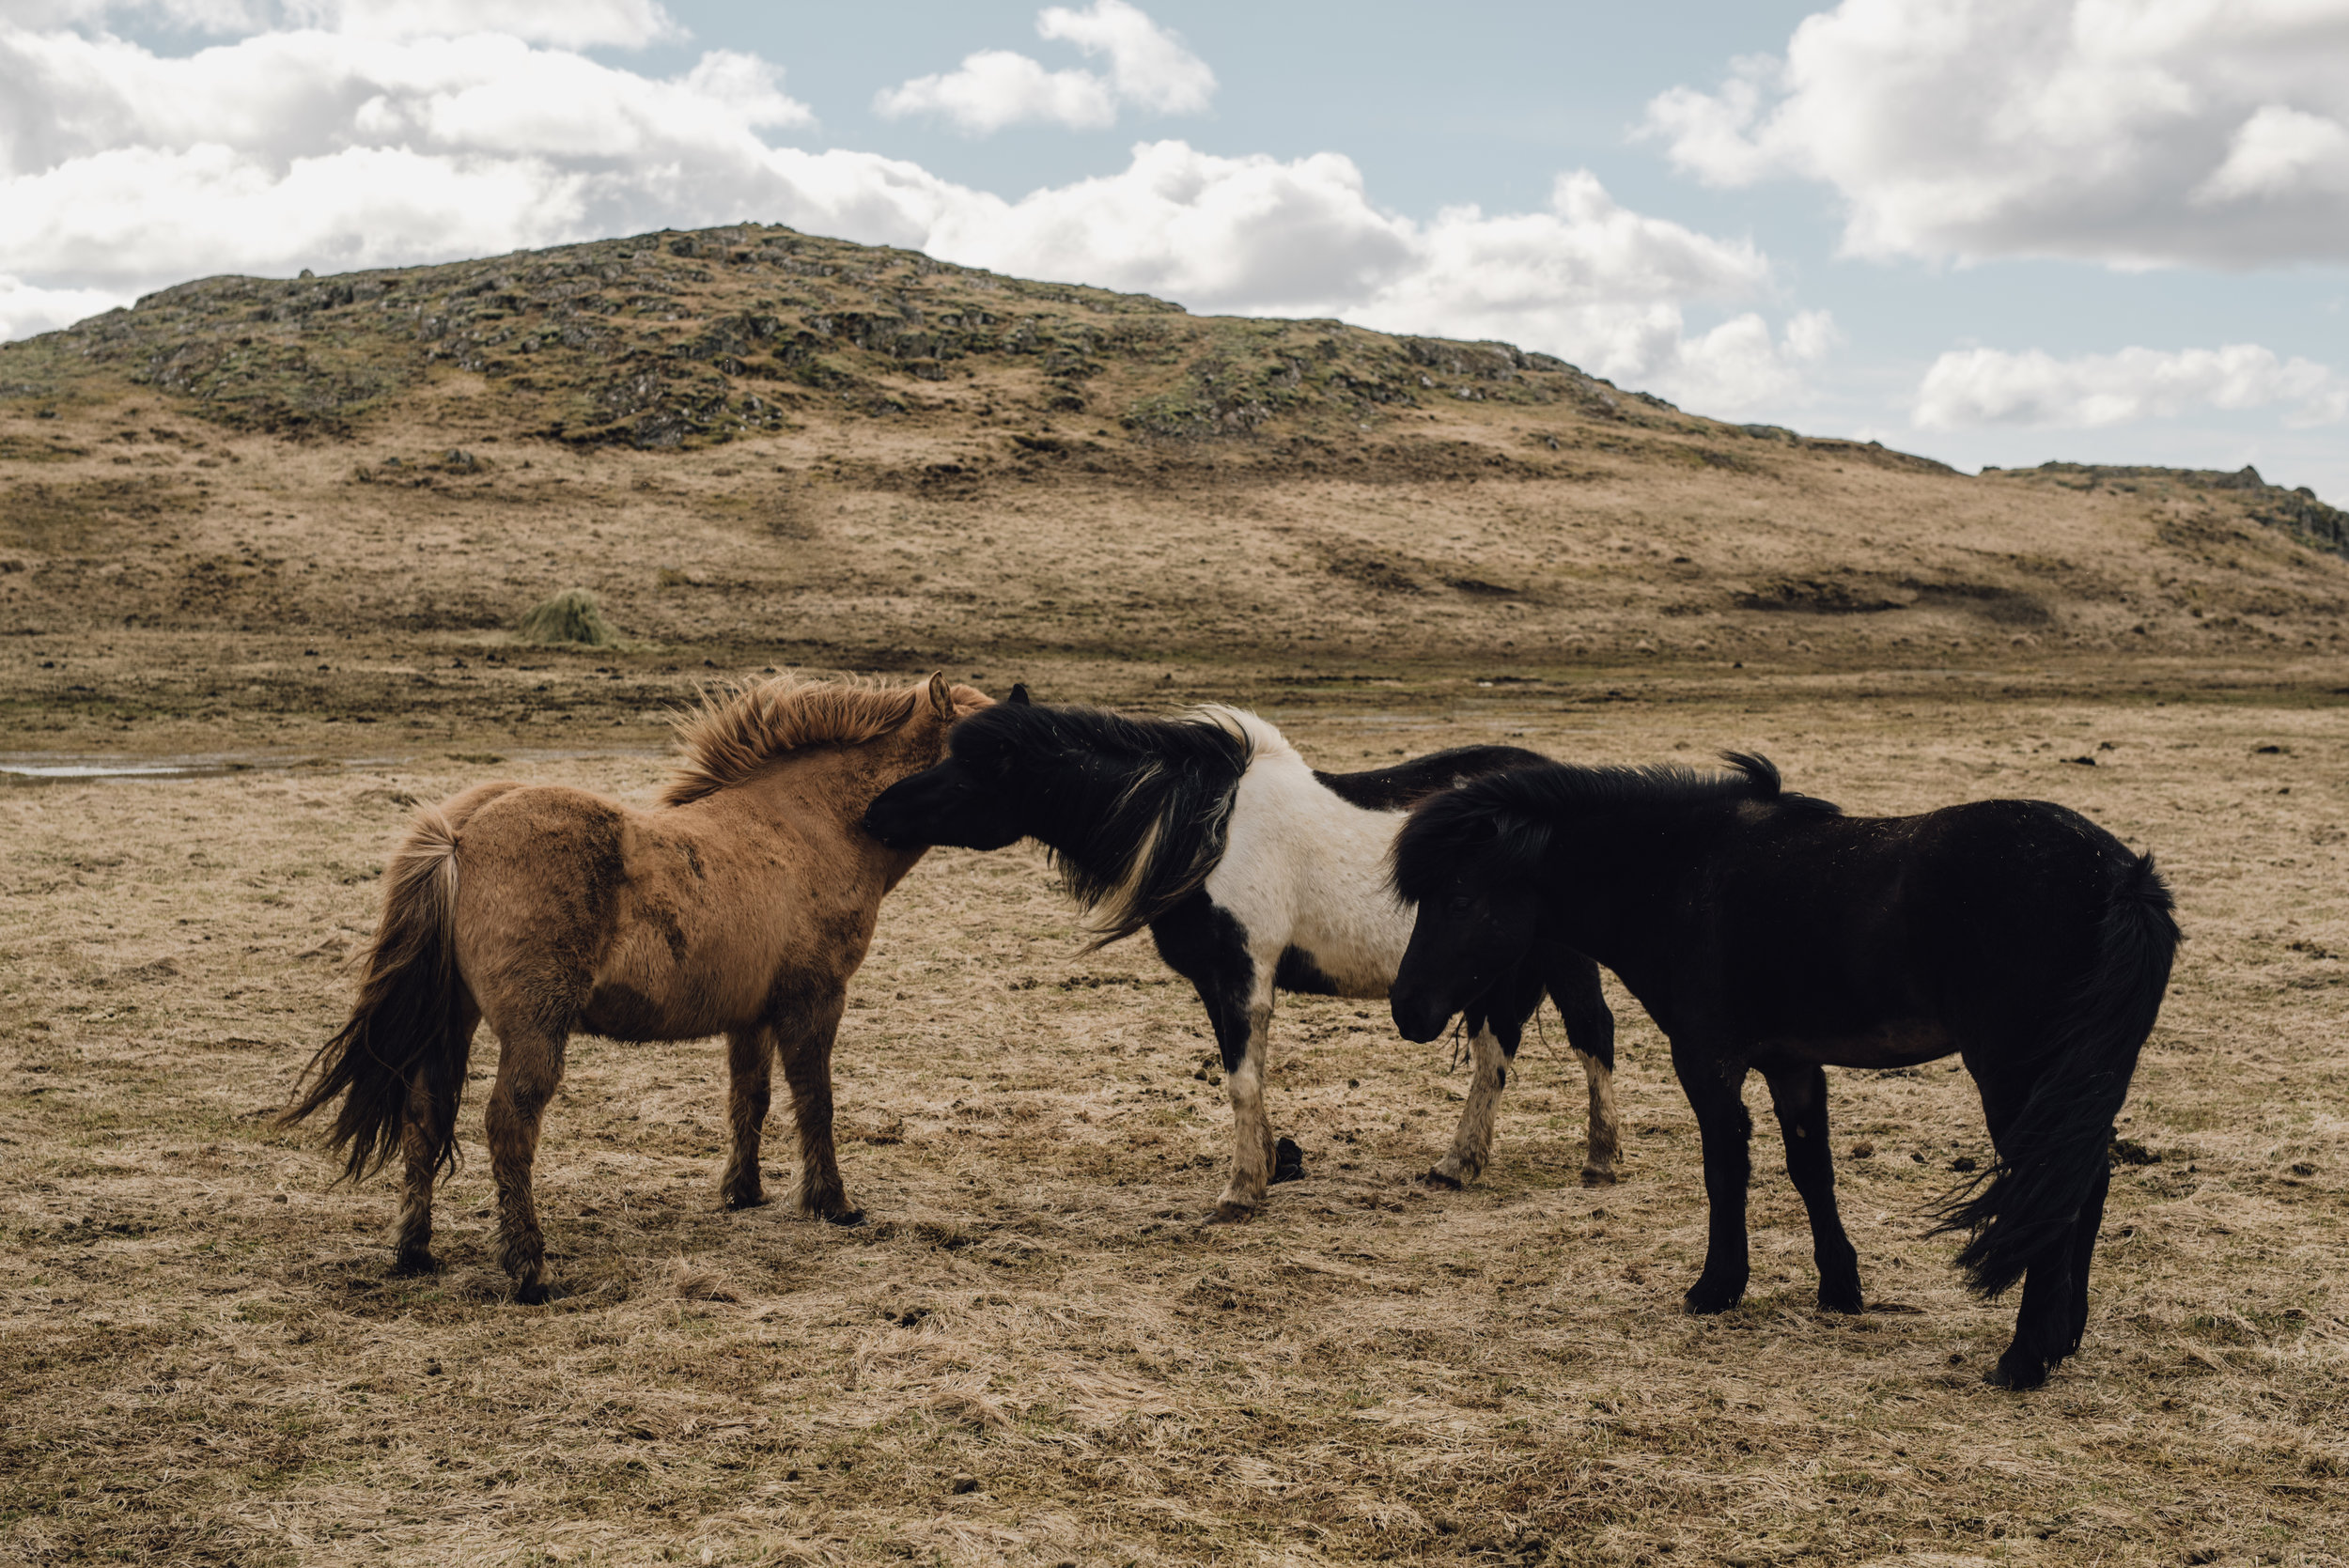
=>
[1390,988,1450,1045]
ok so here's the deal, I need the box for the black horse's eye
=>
[1447,894,1475,912]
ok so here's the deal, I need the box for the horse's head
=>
[1388,788,1546,1043]
[863,680,1034,851]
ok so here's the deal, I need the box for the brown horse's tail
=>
[283,801,475,1183]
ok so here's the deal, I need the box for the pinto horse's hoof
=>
[1422,1167,1465,1190]
[1271,1138,1306,1184]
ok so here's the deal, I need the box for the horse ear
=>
[926,671,953,720]
[1008,682,1032,706]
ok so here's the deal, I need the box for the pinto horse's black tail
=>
[280,804,474,1183]
[1935,850,2179,1299]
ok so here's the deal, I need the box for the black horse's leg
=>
[2065,1159,2111,1356]
[1672,1035,1753,1314]
[1968,1050,2070,1389]
[1762,1063,1863,1313]
[1547,951,1620,1185]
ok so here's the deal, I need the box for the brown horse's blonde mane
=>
[661,676,938,806]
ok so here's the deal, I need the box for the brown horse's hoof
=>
[821,1207,866,1228]
[390,1249,440,1277]
[1206,1202,1258,1225]
[1422,1167,1465,1190]
[723,1190,770,1211]
[1579,1167,1619,1188]
[514,1281,552,1306]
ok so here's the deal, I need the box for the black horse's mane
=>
[950,700,1255,948]
[1392,752,1838,901]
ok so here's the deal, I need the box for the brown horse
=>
[285,672,990,1302]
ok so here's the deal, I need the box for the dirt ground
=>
[3,676,2345,1567]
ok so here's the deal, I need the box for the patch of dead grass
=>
[1,692,2345,1565]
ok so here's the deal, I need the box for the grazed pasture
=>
[3,685,2345,1567]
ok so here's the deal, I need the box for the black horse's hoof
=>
[1819,1283,1866,1315]
[1983,1349,2049,1389]
[1271,1138,1306,1184]
[1684,1279,1746,1315]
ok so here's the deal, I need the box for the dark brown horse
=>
[285,673,991,1301]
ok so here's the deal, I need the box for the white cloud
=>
[12,0,682,47]
[875,0,1212,133]
[874,50,1119,134]
[0,10,1817,417]
[1642,0,2349,267]
[289,1,684,49]
[1913,344,2349,429]
[1035,0,1213,116]
[0,273,128,340]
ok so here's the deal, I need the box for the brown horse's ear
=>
[926,671,953,719]
[1008,682,1032,706]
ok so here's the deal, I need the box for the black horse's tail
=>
[280,803,474,1183]
[1934,850,2180,1299]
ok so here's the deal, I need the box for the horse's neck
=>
[720,748,911,871]
[1540,813,1692,981]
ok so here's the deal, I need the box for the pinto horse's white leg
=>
[1428,1024,1508,1188]
[1212,1000,1276,1222]
[1577,1047,1622,1186]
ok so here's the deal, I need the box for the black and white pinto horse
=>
[1389,753,2179,1389]
[863,689,1621,1221]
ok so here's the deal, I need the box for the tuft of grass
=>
[516,587,619,647]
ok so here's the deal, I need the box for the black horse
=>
[863,687,1621,1222]
[1388,753,2177,1389]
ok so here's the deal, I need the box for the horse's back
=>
[1211,747,1414,996]
[1722,797,2130,1037]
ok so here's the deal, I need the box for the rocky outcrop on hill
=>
[1988,462,2349,560]
[1,224,1671,450]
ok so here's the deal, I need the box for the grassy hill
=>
[3,222,2346,751]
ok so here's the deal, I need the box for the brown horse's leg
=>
[484,1023,568,1303]
[777,998,859,1224]
[722,1024,777,1210]
[394,995,478,1273]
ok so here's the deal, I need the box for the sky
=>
[4,0,2347,499]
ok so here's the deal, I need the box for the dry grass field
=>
[3,682,2345,1567]
[5,227,2349,1564]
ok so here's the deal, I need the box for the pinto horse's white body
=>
[1199,710,1621,1219]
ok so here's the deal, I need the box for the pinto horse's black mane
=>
[1392,752,1838,901]
[948,700,1255,949]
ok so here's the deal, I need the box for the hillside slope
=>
[3,223,2346,750]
